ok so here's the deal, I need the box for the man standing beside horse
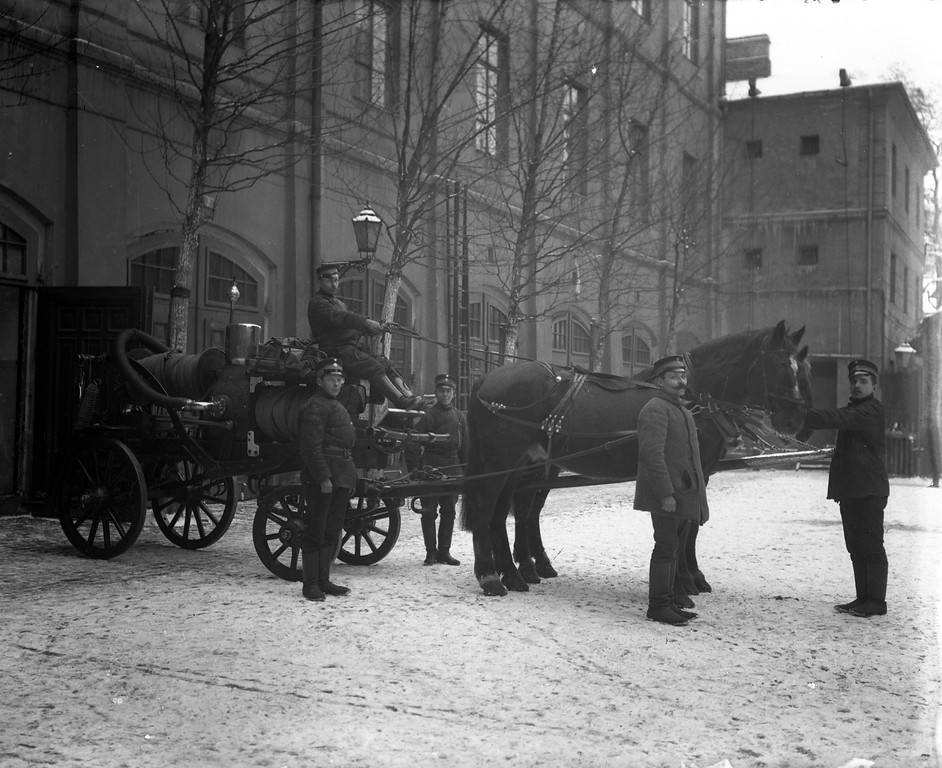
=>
[801,359,889,618]
[634,355,709,626]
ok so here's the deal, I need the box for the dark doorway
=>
[32,288,144,502]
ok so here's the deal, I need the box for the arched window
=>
[129,245,261,351]
[622,328,652,376]
[552,314,590,366]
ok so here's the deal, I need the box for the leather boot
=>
[374,374,422,409]
[671,560,696,610]
[436,515,461,565]
[850,561,887,617]
[421,514,438,565]
[686,523,712,592]
[647,561,688,625]
[835,560,868,613]
[318,544,350,595]
[302,550,325,602]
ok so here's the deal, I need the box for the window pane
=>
[487,306,505,343]
[634,337,651,365]
[552,319,568,352]
[571,321,590,356]
[206,250,258,308]
[337,276,365,314]
[130,247,177,297]
[469,302,482,340]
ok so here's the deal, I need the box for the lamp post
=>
[351,205,382,258]
[894,342,916,371]
[228,279,240,323]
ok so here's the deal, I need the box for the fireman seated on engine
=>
[307,262,422,410]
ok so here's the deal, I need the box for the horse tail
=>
[460,376,488,533]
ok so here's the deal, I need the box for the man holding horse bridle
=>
[634,355,710,626]
[801,359,889,618]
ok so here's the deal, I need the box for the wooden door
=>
[33,287,144,500]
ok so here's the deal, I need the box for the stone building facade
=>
[1,0,726,505]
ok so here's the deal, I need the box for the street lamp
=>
[351,205,383,259]
[894,341,916,371]
[326,206,384,278]
[228,279,240,322]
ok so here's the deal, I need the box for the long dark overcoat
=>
[803,394,889,501]
[633,391,709,523]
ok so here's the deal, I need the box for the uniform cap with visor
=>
[653,355,687,378]
[847,359,878,379]
[315,357,344,377]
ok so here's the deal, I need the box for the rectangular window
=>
[681,152,700,230]
[628,122,650,221]
[682,0,699,63]
[486,305,505,344]
[475,27,508,157]
[745,140,763,159]
[744,248,762,270]
[891,143,897,197]
[889,252,897,304]
[799,135,819,156]
[905,167,910,213]
[354,1,395,108]
[469,302,482,340]
[562,84,588,194]
[798,245,819,266]
[904,265,910,313]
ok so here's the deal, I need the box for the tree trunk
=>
[922,312,942,486]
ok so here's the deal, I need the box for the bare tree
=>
[129,0,351,352]
[323,0,513,340]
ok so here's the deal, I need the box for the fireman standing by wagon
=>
[407,374,469,566]
[298,358,357,602]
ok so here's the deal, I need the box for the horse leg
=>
[494,485,529,592]
[529,486,558,578]
[512,488,540,584]
[464,477,507,596]
[686,522,712,593]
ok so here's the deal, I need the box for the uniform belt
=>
[322,446,352,458]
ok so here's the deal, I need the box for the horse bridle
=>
[747,348,806,411]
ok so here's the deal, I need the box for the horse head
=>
[746,321,808,435]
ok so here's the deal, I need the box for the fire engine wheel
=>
[336,497,401,566]
[253,485,306,582]
[150,460,237,549]
[56,436,147,559]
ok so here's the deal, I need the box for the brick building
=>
[720,82,937,430]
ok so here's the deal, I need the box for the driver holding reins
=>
[307,263,422,410]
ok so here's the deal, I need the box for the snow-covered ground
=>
[1,469,939,768]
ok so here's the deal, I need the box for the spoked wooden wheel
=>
[253,485,306,582]
[337,496,401,566]
[150,460,237,549]
[56,436,147,559]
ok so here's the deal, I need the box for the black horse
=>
[461,321,809,597]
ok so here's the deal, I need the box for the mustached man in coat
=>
[633,355,709,626]
[802,359,890,618]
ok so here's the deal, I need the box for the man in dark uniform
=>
[307,263,421,409]
[633,355,709,626]
[298,358,358,601]
[407,374,469,566]
[802,359,890,617]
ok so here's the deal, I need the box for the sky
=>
[724,0,942,99]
